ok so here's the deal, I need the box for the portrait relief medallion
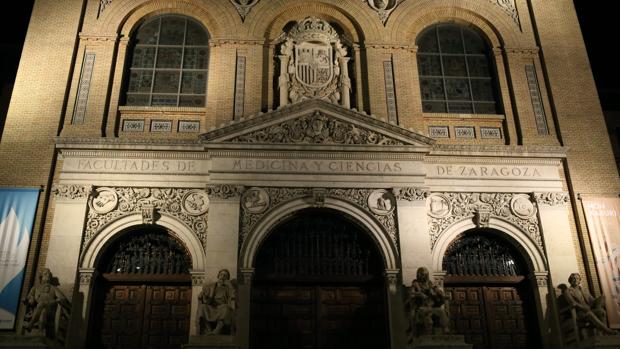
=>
[242,188,270,214]
[427,194,451,218]
[90,187,118,214]
[368,189,396,215]
[182,190,209,216]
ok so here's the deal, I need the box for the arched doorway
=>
[442,230,541,349]
[89,225,192,349]
[250,209,390,349]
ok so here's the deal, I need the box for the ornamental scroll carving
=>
[277,17,352,108]
[239,188,400,251]
[362,0,405,25]
[489,0,519,25]
[206,185,245,200]
[228,111,404,145]
[393,187,429,201]
[534,192,569,206]
[229,0,259,21]
[52,184,91,200]
[84,187,208,250]
[427,192,542,250]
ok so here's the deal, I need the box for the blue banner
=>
[0,188,39,330]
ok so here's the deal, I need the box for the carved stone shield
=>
[295,42,333,88]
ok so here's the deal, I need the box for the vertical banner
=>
[582,197,620,328]
[0,188,39,330]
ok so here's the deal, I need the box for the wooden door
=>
[251,284,388,349]
[445,285,534,349]
[98,284,191,349]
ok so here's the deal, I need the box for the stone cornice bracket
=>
[474,207,491,228]
[432,271,447,288]
[363,0,405,25]
[98,0,112,19]
[191,272,206,286]
[534,192,569,206]
[78,268,97,286]
[52,184,92,201]
[393,187,428,201]
[384,269,400,294]
[142,204,156,224]
[239,268,255,285]
[229,0,259,22]
[206,184,245,200]
[533,271,549,288]
[312,188,327,207]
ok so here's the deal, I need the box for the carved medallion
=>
[427,194,451,218]
[182,190,209,216]
[510,194,536,219]
[90,187,118,214]
[242,188,270,214]
[229,0,259,21]
[368,189,396,216]
[363,0,405,25]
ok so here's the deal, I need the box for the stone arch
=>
[247,1,376,43]
[389,1,527,48]
[80,213,206,272]
[240,197,398,271]
[432,217,547,275]
[95,0,236,39]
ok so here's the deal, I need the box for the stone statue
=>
[408,267,450,336]
[22,268,70,338]
[196,269,236,335]
[561,273,617,335]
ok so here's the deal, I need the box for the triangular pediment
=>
[201,99,435,148]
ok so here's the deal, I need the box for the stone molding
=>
[52,184,91,201]
[384,269,400,294]
[504,47,540,56]
[191,273,206,286]
[239,187,400,251]
[84,187,209,250]
[59,149,209,160]
[78,268,96,286]
[206,185,245,200]
[393,187,428,201]
[208,150,424,161]
[362,0,405,25]
[227,111,404,146]
[239,268,255,285]
[534,192,569,206]
[534,271,549,287]
[427,192,542,251]
[430,144,567,158]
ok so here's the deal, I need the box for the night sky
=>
[0,1,617,115]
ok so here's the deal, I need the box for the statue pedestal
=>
[411,335,472,349]
[575,335,620,349]
[183,335,238,349]
[0,335,61,349]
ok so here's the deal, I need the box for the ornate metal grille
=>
[417,24,501,114]
[255,211,381,280]
[103,229,191,275]
[442,234,522,276]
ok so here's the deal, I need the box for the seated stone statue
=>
[196,269,236,335]
[408,267,450,336]
[22,268,70,339]
[561,273,617,336]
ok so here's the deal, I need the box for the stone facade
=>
[0,1,618,349]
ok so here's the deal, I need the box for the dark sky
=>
[0,1,616,109]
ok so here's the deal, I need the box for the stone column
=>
[47,184,91,348]
[278,55,290,107]
[393,187,430,284]
[237,268,255,349]
[338,56,351,109]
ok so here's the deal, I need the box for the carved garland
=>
[534,192,569,206]
[239,187,400,252]
[84,187,209,250]
[427,192,542,250]
[393,187,428,201]
[228,111,404,145]
[206,185,245,200]
[52,184,91,200]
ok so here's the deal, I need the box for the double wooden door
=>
[445,285,539,349]
[251,284,389,349]
[96,284,191,349]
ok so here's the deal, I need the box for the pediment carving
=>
[201,99,434,147]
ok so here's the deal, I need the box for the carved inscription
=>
[67,159,201,174]
[434,165,542,178]
[231,159,403,174]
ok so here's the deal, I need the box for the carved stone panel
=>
[427,192,542,250]
[85,187,209,250]
[362,0,405,25]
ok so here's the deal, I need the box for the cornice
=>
[56,137,203,151]
[208,150,424,161]
[58,149,210,160]
[430,144,567,158]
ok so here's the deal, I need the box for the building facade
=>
[0,0,618,348]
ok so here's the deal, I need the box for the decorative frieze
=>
[534,192,569,206]
[393,187,428,201]
[52,184,91,201]
[206,185,245,200]
[229,0,259,21]
[525,65,549,135]
[428,126,449,138]
[454,126,475,139]
[85,187,209,250]
[228,111,404,145]
[72,52,95,124]
[480,127,502,139]
[427,192,542,250]
[363,0,405,25]
[383,61,398,123]
[234,56,246,119]
[239,187,400,251]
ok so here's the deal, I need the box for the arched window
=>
[417,24,501,114]
[124,15,209,107]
